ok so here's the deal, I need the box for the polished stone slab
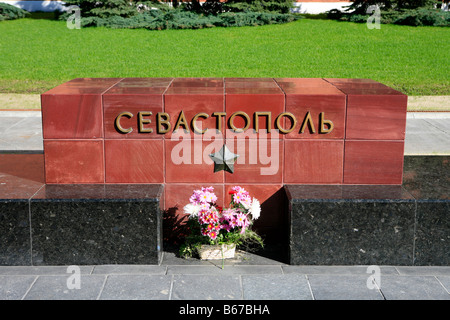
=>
[1,166,164,266]
[286,155,449,266]
[287,185,416,265]
[402,156,449,200]
[414,201,449,265]
[403,156,449,266]
[0,200,32,266]
[30,184,163,265]
[43,140,105,183]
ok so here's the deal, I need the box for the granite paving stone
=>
[379,275,450,300]
[23,275,106,300]
[99,275,172,300]
[307,274,384,300]
[0,275,36,300]
[242,274,313,300]
[171,275,242,300]
[436,276,450,294]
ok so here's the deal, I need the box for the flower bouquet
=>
[180,186,264,264]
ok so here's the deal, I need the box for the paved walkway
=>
[1,251,449,301]
[0,110,449,301]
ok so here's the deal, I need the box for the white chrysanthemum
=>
[183,203,200,217]
[241,196,252,210]
[249,198,261,220]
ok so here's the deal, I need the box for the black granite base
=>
[0,184,163,266]
[0,200,31,265]
[286,185,416,265]
[402,156,450,266]
[286,156,449,266]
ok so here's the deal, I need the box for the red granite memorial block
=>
[40,78,407,187]
[41,94,103,139]
[343,140,405,185]
[345,93,407,140]
[224,184,283,213]
[164,139,225,184]
[275,78,346,140]
[162,183,226,241]
[104,139,164,183]
[36,77,411,262]
[164,78,225,139]
[284,140,344,184]
[224,138,283,184]
[43,140,104,184]
[164,183,226,212]
[41,78,122,139]
[224,184,286,241]
[103,78,172,139]
[225,78,285,140]
[325,78,408,141]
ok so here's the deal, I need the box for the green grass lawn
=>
[0,18,449,95]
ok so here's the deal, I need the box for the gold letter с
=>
[115,111,133,134]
